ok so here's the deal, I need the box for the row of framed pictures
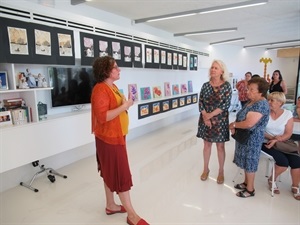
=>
[138,94,198,119]
[0,16,200,70]
[80,32,143,67]
[0,17,75,65]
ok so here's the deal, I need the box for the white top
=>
[265,109,293,137]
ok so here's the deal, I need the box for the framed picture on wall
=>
[133,43,143,68]
[0,71,9,90]
[7,26,29,55]
[34,29,51,56]
[83,37,94,58]
[54,27,75,65]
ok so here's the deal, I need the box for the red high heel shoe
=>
[127,217,149,225]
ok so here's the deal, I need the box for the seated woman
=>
[291,96,300,150]
[262,92,300,200]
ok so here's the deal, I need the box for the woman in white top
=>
[262,92,300,200]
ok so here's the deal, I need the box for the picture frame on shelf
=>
[0,71,9,90]
[0,111,13,127]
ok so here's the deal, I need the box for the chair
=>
[232,150,276,197]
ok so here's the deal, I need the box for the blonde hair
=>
[267,91,286,105]
[210,59,229,81]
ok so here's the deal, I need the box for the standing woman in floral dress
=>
[197,59,232,184]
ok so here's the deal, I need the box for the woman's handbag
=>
[231,128,251,144]
[273,140,300,154]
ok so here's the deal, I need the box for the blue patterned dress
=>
[197,81,232,142]
[233,99,270,172]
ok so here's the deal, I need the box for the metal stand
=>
[20,160,67,192]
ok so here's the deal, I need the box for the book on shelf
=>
[3,98,23,107]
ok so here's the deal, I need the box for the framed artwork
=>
[161,50,166,64]
[57,33,73,57]
[0,71,8,90]
[162,100,170,112]
[128,83,138,101]
[153,86,162,98]
[0,111,13,127]
[183,56,187,68]
[172,84,179,95]
[120,40,132,68]
[112,40,121,60]
[146,47,152,63]
[193,94,198,103]
[172,98,178,109]
[164,82,171,96]
[7,26,29,55]
[99,39,109,57]
[186,96,192,104]
[173,52,178,65]
[34,29,51,56]
[54,27,75,65]
[181,84,187,94]
[138,104,151,119]
[133,43,143,68]
[179,97,185,107]
[140,87,151,100]
[153,49,160,64]
[178,53,182,66]
[83,37,94,57]
[152,102,161,114]
[80,32,96,66]
[167,52,172,66]
[190,55,194,70]
[188,80,193,92]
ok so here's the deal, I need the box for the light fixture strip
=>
[134,0,268,23]
[174,27,237,37]
[147,13,197,22]
[199,0,268,14]
[210,38,245,45]
[244,39,300,48]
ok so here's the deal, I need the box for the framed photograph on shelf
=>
[0,111,13,127]
[152,102,161,114]
[0,71,9,90]
[138,104,151,119]
[162,100,170,112]
[179,97,185,107]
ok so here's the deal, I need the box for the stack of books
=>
[3,98,32,125]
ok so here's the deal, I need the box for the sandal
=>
[236,189,255,198]
[291,186,300,201]
[268,179,280,194]
[234,182,247,190]
[200,170,210,181]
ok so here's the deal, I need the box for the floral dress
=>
[197,81,232,142]
[233,99,269,172]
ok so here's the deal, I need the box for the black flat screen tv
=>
[48,67,95,107]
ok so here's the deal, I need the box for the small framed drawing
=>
[0,111,13,127]
[0,71,8,90]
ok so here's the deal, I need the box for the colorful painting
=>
[140,87,151,100]
[152,102,160,114]
[186,96,192,104]
[162,101,170,111]
[164,82,171,96]
[180,97,185,106]
[181,84,187,94]
[128,84,138,101]
[172,84,179,95]
[188,80,193,92]
[140,105,149,116]
[153,86,162,98]
[172,99,178,108]
[57,33,73,57]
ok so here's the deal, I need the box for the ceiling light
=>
[133,0,268,24]
[174,27,237,37]
[244,39,300,48]
[210,38,245,45]
[266,45,300,51]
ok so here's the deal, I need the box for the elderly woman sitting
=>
[262,92,300,200]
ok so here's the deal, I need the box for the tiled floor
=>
[0,115,299,225]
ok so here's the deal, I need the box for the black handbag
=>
[231,128,251,144]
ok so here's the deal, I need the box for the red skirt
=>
[95,137,133,193]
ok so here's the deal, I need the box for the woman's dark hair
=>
[271,70,283,81]
[93,56,115,83]
[248,77,269,98]
[251,74,260,79]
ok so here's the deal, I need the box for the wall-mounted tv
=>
[48,67,95,107]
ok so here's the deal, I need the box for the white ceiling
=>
[83,0,300,48]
